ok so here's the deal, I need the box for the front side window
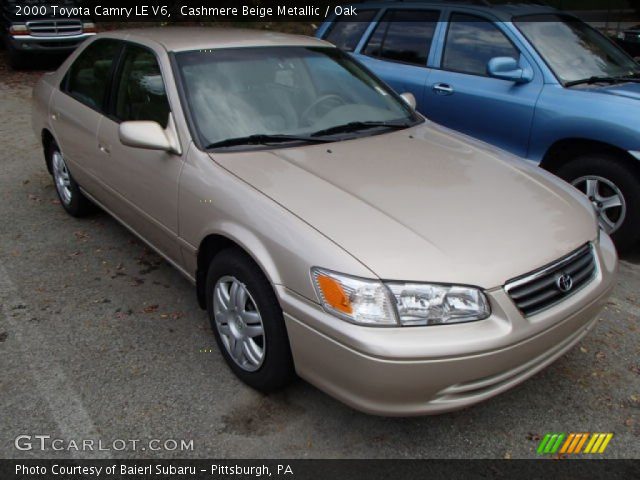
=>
[515,14,639,84]
[443,13,518,76]
[113,45,170,128]
[64,39,121,110]
[175,47,420,149]
[324,9,378,51]
[364,9,440,66]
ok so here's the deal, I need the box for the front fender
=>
[529,86,640,162]
[179,146,376,303]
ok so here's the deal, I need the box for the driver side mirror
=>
[400,92,416,110]
[487,57,533,84]
[119,121,173,152]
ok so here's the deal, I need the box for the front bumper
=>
[8,33,94,53]
[278,235,617,416]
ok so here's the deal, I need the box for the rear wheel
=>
[556,153,640,253]
[205,248,295,392]
[48,142,95,217]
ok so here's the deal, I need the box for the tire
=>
[555,153,640,253]
[48,142,95,217]
[205,248,295,392]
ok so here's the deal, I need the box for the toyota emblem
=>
[556,273,574,293]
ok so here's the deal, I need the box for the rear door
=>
[353,8,442,111]
[51,39,122,189]
[96,41,183,264]
[425,11,543,157]
[321,8,380,53]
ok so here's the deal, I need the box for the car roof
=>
[353,1,560,21]
[100,27,332,52]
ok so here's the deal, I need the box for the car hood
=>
[210,122,596,288]
[587,82,640,101]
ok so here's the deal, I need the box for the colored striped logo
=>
[537,433,613,455]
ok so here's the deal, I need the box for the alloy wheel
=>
[52,150,72,205]
[572,175,626,234]
[213,275,266,372]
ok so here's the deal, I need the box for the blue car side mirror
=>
[487,57,533,84]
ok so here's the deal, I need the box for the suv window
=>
[113,45,170,128]
[64,39,121,110]
[363,9,439,66]
[443,13,518,76]
[324,9,378,51]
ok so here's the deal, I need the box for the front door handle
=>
[432,83,454,95]
[98,144,111,155]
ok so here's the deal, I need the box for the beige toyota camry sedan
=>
[32,28,618,416]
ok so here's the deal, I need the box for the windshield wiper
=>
[206,134,330,149]
[310,121,412,138]
[565,74,640,87]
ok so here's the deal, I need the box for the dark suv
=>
[1,0,95,68]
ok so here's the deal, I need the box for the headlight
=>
[387,283,490,326]
[82,22,97,33]
[311,268,397,325]
[311,268,490,327]
[9,25,28,36]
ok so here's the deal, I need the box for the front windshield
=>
[175,46,419,148]
[515,14,639,84]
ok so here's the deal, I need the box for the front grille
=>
[505,244,596,317]
[26,20,82,37]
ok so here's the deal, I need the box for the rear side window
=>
[113,45,170,128]
[63,39,121,110]
[324,9,378,51]
[363,9,440,66]
[443,13,518,76]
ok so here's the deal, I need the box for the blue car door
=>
[425,11,543,158]
[352,8,442,112]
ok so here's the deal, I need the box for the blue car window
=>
[363,9,439,66]
[443,13,518,76]
[324,9,378,52]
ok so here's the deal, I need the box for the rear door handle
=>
[432,83,454,95]
[51,112,59,121]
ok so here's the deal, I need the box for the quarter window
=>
[363,10,439,66]
[324,9,378,51]
[113,45,170,128]
[443,13,518,76]
[64,39,121,110]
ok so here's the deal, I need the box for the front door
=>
[425,12,543,158]
[96,43,183,264]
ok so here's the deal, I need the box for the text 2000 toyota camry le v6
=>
[32,29,617,415]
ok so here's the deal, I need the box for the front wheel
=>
[205,248,295,392]
[556,154,640,253]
